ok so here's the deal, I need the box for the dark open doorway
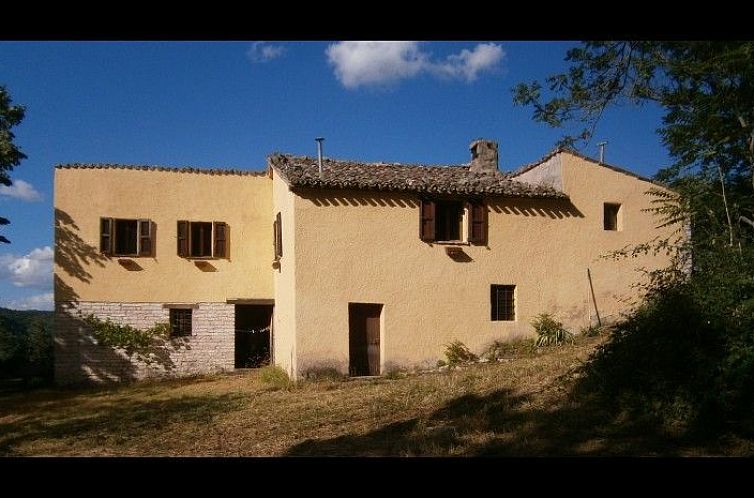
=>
[349,303,382,376]
[235,304,273,368]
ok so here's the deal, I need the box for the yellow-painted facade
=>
[54,168,273,303]
[287,152,674,374]
[54,150,676,380]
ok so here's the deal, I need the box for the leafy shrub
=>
[259,365,292,391]
[580,324,605,337]
[532,313,573,347]
[83,314,171,364]
[444,340,478,366]
[483,339,536,360]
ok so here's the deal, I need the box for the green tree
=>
[514,41,754,434]
[26,318,52,367]
[514,42,754,190]
[0,320,17,365]
[0,85,27,244]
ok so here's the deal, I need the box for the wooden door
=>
[349,303,382,376]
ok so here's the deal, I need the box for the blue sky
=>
[0,41,671,310]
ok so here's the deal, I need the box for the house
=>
[53,140,675,384]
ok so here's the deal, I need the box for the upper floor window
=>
[273,212,282,259]
[177,220,228,258]
[603,203,622,231]
[420,199,487,244]
[100,218,152,257]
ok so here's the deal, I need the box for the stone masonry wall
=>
[54,301,234,385]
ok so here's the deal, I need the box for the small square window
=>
[169,308,192,337]
[604,203,622,231]
[491,285,515,321]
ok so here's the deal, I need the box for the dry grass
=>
[1,335,752,456]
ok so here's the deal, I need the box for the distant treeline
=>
[0,307,54,384]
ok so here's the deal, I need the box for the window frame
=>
[434,200,465,243]
[169,308,193,337]
[100,217,153,257]
[177,220,229,259]
[491,284,516,322]
[419,198,487,245]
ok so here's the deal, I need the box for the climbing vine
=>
[82,314,172,364]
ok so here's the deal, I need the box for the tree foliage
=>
[0,85,27,244]
[513,42,754,191]
[515,41,754,435]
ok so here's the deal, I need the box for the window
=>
[177,221,228,258]
[273,212,282,259]
[604,203,622,231]
[169,308,192,337]
[419,199,487,244]
[100,217,152,256]
[491,285,515,321]
[435,200,463,241]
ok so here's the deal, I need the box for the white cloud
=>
[1,292,54,311]
[430,43,505,82]
[0,246,53,289]
[326,41,427,89]
[247,42,287,63]
[326,41,505,89]
[0,179,43,202]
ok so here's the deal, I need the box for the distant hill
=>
[0,307,54,383]
[0,307,53,330]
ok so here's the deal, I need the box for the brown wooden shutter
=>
[177,220,189,257]
[468,201,487,245]
[419,200,436,242]
[213,221,227,258]
[274,212,283,258]
[100,217,113,255]
[138,219,152,256]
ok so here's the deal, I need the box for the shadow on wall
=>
[54,208,180,385]
[487,198,584,220]
[297,190,420,209]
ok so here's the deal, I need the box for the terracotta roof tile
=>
[268,154,567,199]
[55,163,266,176]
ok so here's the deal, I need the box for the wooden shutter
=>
[138,219,152,256]
[419,200,436,242]
[213,221,227,258]
[468,201,487,245]
[177,220,189,257]
[100,217,113,255]
[274,212,283,258]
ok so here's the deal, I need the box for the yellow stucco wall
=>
[54,167,273,303]
[288,151,676,374]
[272,171,297,376]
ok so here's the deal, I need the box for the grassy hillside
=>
[1,335,752,456]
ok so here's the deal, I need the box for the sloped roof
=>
[512,147,658,185]
[55,163,266,176]
[268,154,567,198]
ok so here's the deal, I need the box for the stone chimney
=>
[469,139,498,174]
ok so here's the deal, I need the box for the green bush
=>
[83,314,171,364]
[483,339,536,360]
[532,313,573,347]
[259,365,292,391]
[444,340,478,366]
[580,324,605,337]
